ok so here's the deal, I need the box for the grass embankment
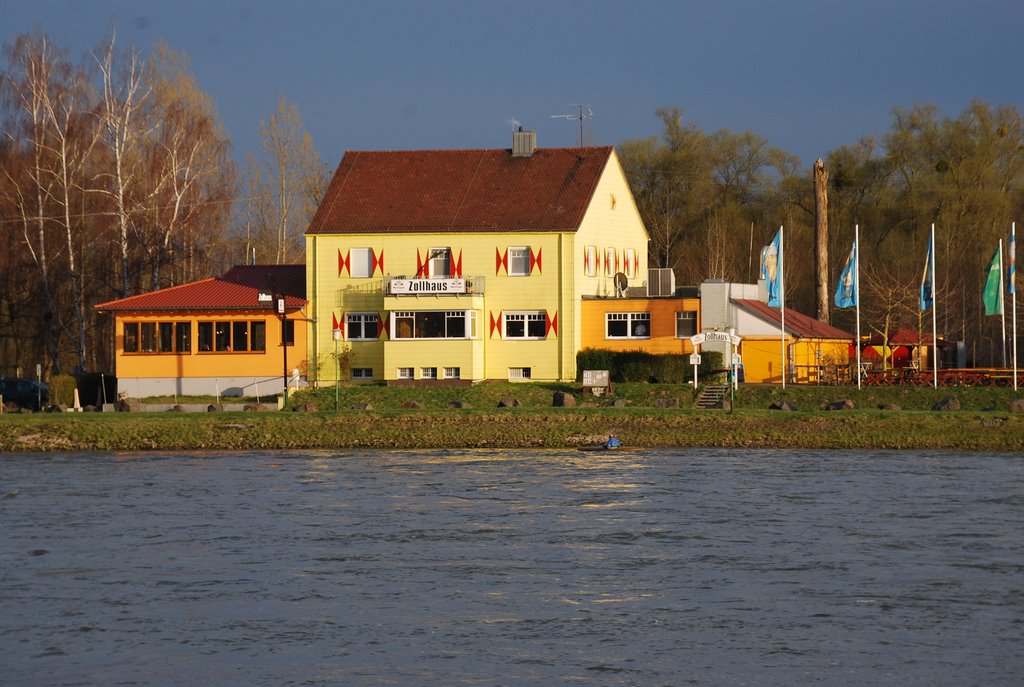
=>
[2,382,1024,453]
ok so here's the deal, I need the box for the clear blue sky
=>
[6,0,1022,171]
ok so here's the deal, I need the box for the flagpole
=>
[1012,222,1018,390]
[855,224,862,390]
[780,225,786,389]
[999,238,1007,368]
[931,223,938,388]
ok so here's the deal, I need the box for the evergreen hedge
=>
[576,348,724,384]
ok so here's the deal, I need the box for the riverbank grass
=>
[2,383,1023,452]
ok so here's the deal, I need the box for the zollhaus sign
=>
[389,278,466,295]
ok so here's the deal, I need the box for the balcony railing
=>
[384,275,485,296]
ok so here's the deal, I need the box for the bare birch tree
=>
[251,95,325,264]
[94,32,152,298]
[39,41,101,374]
[142,41,235,287]
[1,34,77,373]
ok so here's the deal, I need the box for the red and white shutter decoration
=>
[545,311,558,337]
[495,247,508,275]
[529,247,542,274]
[416,248,427,278]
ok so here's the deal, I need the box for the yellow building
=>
[731,298,854,384]
[94,265,308,397]
[693,280,854,384]
[305,131,650,384]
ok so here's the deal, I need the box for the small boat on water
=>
[576,445,642,452]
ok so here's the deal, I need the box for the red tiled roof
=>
[306,146,614,235]
[733,299,854,340]
[94,265,306,312]
[866,327,935,345]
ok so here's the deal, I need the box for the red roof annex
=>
[94,265,306,312]
[732,299,854,340]
[306,146,614,235]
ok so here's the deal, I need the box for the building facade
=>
[304,132,650,384]
[94,265,308,397]
[699,280,854,384]
[579,294,701,356]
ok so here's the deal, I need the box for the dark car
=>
[0,377,49,411]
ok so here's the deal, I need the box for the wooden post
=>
[813,159,830,323]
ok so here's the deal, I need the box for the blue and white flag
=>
[919,233,934,312]
[761,229,782,307]
[834,239,858,308]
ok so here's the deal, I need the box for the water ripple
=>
[1,448,1022,686]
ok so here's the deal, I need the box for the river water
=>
[1,448,1022,686]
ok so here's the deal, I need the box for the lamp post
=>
[332,327,341,413]
[277,296,288,404]
[727,327,736,413]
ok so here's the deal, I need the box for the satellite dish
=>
[614,272,628,297]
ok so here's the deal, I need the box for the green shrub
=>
[576,348,618,379]
[619,360,651,382]
[698,350,724,378]
[48,374,77,406]
[577,349,720,384]
[652,355,687,384]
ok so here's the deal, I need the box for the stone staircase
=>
[695,385,729,409]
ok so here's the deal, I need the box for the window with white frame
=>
[429,247,451,278]
[352,368,373,379]
[346,313,379,340]
[503,311,546,339]
[675,311,697,338]
[397,367,414,379]
[392,310,472,339]
[605,247,616,277]
[443,367,461,379]
[586,245,597,277]
[350,248,374,278]
[421,367,437,379]
[508,367,532,380]
[625,248,636,278]
[508,247,530,276]
[606,312,650,339]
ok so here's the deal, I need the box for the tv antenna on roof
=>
[550,104,593,147]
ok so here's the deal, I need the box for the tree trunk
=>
[813,159,830,323]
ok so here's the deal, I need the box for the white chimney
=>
[512,128,537,157]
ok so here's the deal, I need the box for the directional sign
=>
[690,331,741,347]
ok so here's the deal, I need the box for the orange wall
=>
[740,336,851,384]
[111,309,309,379]
[580,297,699,354]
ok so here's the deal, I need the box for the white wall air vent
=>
[647,268,676,297]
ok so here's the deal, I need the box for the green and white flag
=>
[983,244,1004,316]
